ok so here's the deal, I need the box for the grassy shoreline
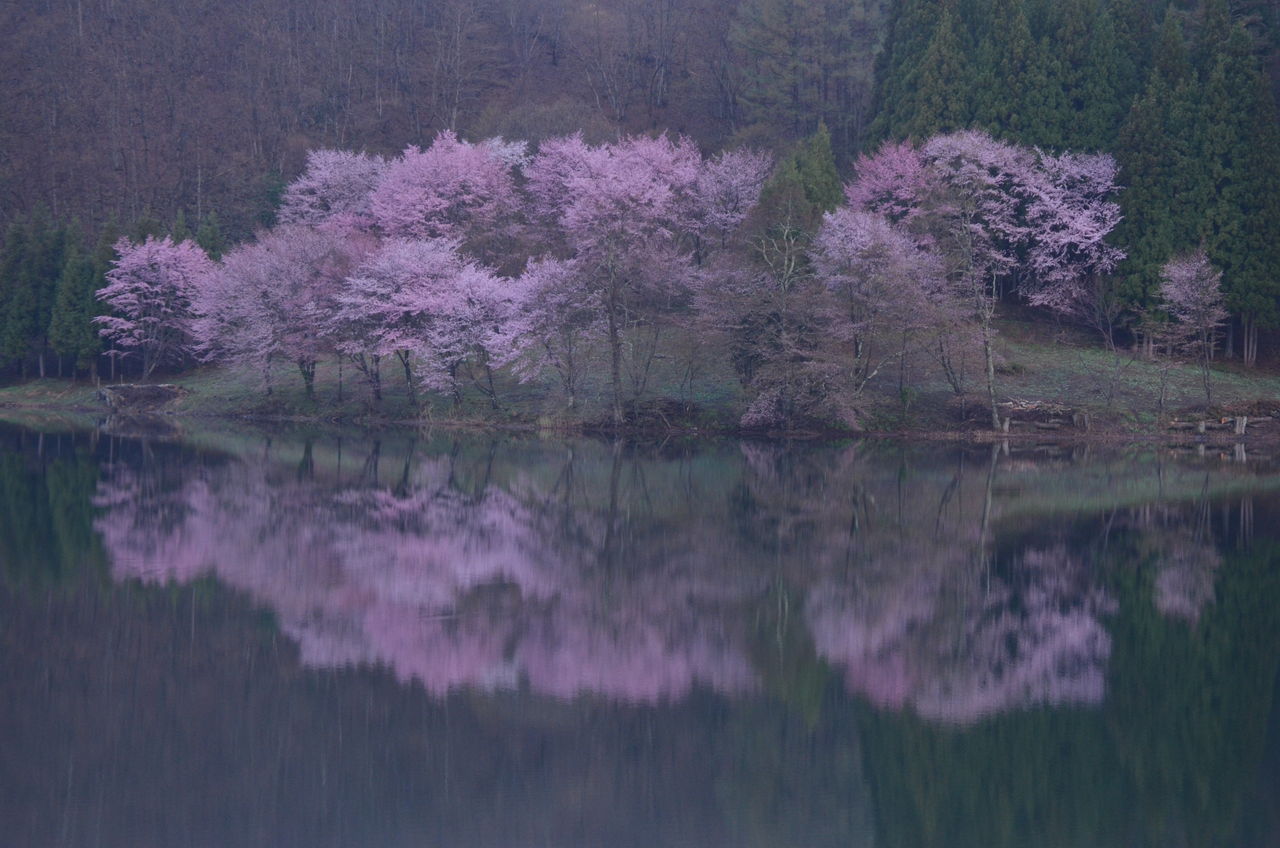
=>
[4,316,1280,443]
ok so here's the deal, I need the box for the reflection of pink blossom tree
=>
[808,545,1116,724]
[95,447,761,703]
[95,237,214,378]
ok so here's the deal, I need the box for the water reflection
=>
[3,424,1279,847]
[92,431,1255,721]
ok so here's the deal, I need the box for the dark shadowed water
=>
[2,421,1278,847]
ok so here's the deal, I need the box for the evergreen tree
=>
[1048,0,1124,150]
[730,0,866,154]
[0,222,30,373]
[1198,22,1280,365]
[47,238,100,379]
[88,219,122,381]
[0,210,65,378]
[869,0,947,142]
[1114,11,1204,321]
[792,123,844,213]
[902,8,973,138]
[171,209,191,243]
[1152,10,1193,86]
[195,212,226,260]
[971,0,1059,146]
[1108,0,1159,102]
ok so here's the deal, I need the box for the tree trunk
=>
[607,293,623,427]
[981,319,999,430]
[298,358,316,400]
[484,362,499,411]
[397,351,418,409]
[370,354,382,403]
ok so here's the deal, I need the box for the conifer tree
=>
[0,222,29,373]
[903,9,973,138]
[792,123,844,213]
[869,0,947,142]
[971,0,1058,145]
[171,209,191,243]
[730,0,865,152]
[0,210,65,378]
[1114,13,1203,321]
[1048,0,1124,150]
[195,212,226,260]
[1198,21,1280,365]
[48,239,100,379]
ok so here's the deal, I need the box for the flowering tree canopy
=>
[95,236,214,378]
[277,149,386,233]
[368,131,520,251]
[1160,250,1228,404]
[332,237,510,399]
[194,225,363,396]
[525,133,761,424]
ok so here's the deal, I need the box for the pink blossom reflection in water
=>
[94,439,1149,721]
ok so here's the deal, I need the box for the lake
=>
[1,421,1278,847]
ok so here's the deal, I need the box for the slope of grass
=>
[3,310,1279,436]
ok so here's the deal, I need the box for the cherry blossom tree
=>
[368,131,520,261]
[194,225,365,398]
[844,140,930,230]
[1160,250,1228,405]
[524,133,712,426]
[500,256,601,411]
[1021,150,1126,344]
[918,131,1031,429]
[95,236,214,379]
[331,237,511,407]
[277,149,386,233]
[689,147,774,254]
[812,208,945,400]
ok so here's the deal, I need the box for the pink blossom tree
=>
[523,133,715,426]
[812,208,945,399]
[499,256,601,411]
[845,140,930,230]
[277,149,386,233]
[1021,150,1126,345]
[95,236,215,379]
[918,131,1031,429]
[368,131,520,261]
[848,132,1036,426]
[688,147,774,254]
[1160,250,1228,405]
[194,225,364,398]
[331,237,511,408]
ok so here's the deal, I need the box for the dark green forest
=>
[2,0,1279,381]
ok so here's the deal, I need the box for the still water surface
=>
[1,422,1278,847]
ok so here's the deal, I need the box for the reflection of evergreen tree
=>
[1105,537,1280,846]
[0,431,106,588]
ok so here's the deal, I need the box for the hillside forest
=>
[2,0,1279,428]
